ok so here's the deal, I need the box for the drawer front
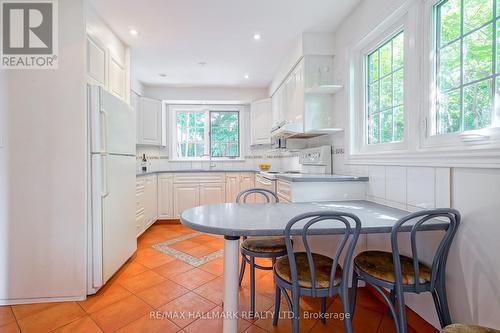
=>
[277,180,292,202]
[255,174,276,193]
[174,173,225,184]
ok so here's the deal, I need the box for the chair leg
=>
[340,284,354,333]
[369,284,401,333]
[395,284,407,333]
[432,290,445,329]
[249,256,256,319]
[238,254,246,286]
[321,297,327,324]
[436,272,452,326]
[291,290,300,333]
[350,269,359,317]
[273,286,281,326]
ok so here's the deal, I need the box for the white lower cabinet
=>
[173,183,200,218]
[136,175,158,237]
[277,179,292,203]
[136,179,146,236]
[200,183,226,205]
[157,175,173,219]
[225,173,240,203]
[139,172,257,222]
[225,172,255,203]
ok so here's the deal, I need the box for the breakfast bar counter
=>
[180,200,449,333]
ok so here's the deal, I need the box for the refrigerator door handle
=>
[100,109,109,154]
[102,154,110,198]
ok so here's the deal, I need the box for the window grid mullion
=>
[459,0,465,132]
[378,49,382,143]
[391,39,395,142]
[493,1,497,125]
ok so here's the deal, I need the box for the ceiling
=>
[88,0,359,88]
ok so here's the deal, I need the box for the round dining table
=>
[180,200,449,333]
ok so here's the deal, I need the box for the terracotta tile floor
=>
[0,223,420,333]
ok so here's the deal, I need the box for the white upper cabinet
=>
[250,98,272,145]
[86,35,106,86]
[137,97,163,146]
[271,85,287,129]
[108,56,126,100]
[86,7,130,103]
[271,55,341,136]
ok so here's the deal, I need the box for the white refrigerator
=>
[87,85,136,294]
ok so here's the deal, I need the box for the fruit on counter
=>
[259,163,271,171]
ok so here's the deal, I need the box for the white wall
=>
[0,0,87,303]
[323,0,500,328]
[142,85,267,103]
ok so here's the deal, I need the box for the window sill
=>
[168,158,246,162]
[347,146,500,168]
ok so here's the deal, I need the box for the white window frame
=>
[168,104,246,161]
[348,3,415,156]
[422,0,500,150]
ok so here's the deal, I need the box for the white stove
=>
[256,146,333,196]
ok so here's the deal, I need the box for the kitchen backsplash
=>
[135,145,300,172]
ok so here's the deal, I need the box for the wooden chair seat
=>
[354,250,432,285]
[442,324,500,333]
[241,236,286,254]
[275,252,342,288]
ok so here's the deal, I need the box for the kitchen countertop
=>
[180,200,449,237]
[275,174,369,182]
[136,169,259,177]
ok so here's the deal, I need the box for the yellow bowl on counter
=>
[259,163,271,171]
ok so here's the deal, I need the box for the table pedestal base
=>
[223,236,240,333]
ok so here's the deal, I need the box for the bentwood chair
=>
[273,211,362,333]
[236,188,287,319]
[441,324,500,333]
[351,209,461,333]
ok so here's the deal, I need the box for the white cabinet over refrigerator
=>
[88,85,136,295]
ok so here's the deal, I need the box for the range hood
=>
[271,122,343,139]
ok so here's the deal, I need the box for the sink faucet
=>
[201,153,216,169]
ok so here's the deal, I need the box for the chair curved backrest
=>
[390,208,461,292]
[283,211,362,297]
[236,188,279,204]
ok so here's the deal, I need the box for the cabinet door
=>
[131,91,141,145]
[109,56,126,100]
[287,61,304,124]
[251,99,272,145]
[86,35,106,86]
[200,183,226,206]
[239,173,256,203]
[173,184,199,218]
[272,86,285,129]
[158,175,173,219]
[144,176,158,229]
[225,173,240,203]
[139,97,162,146]
[136,178,146,236]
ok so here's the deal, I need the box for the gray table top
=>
[180,200,449,237]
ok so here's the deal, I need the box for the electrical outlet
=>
[0,134,4,148]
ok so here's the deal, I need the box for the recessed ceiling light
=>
[158,73,167,78]
[244,74,249,79]
[253,33,261,40]
[129,29,138,36]
[198,61,207,67]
